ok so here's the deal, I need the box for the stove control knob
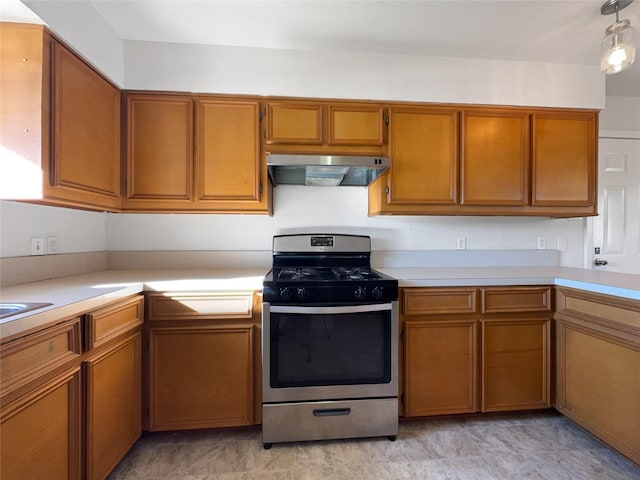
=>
[297,287,309,301]
[354,286,367,299]
[279,288,293,301]
[371,286,383,300]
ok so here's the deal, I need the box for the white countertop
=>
[0,266,637,340]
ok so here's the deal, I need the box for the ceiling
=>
[22,1,640,96]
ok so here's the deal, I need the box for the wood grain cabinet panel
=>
[0,367,82,480]
[386,107,459,205]
[124,94,193,204]
[532,111,597,207]
[482,318,550,412]
[85,295,143,350]
[84,333,141,480]
[196,99,261,202]
[461,110,529,205]
[148,325,255,430]
[481,287,551,314]
[404,320,478,416]
[266,102,323,144]
[403,288,476,315]
[48,41,121,210]
[327,104,384,146]
[555,288,640,465]
[0,317,81,398]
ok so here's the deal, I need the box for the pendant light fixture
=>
[600,0,636,74]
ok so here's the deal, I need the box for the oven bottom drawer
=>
[262,397,398,445]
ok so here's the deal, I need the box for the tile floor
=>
[107,411,640,479]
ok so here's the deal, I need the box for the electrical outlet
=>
[557,237,567,251]
[537,236,546,250]
[47,236,58,254]
[456,236,466,250]
[31,237,46,255]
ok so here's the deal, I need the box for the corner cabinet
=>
[122,92,271,214]
[145,292,261,431]
[369,106,597,217]
[1,23,121,211]
[555,288,640,465]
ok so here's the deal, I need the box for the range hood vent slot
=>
[267,154,390,187]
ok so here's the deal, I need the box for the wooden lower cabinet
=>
[0,367,82,480]
[84,332,141,480]
[404,320,478,416]
[555,288,640,465]
[148,324,255,431]
[402,286,552,417]
[482,318,550,411]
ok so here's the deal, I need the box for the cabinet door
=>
[0,368,81,480]
[327,104,384,146]
[461,110,529,205]
[47,41,120,210]
[404,320,478,416]
[557,321,640,465]
[149,325,254,430]
[85,333,141,480]
[195,99,263,205]
[265,102,323,144]
[482,319,550,412]
[124,94,194,208]
[387,107,458,205]
[532,111,596,207]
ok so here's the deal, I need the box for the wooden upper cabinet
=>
[264,100,385,154]
[461,110,529,206]
[124,94,193,206]
[47,40,121,210]
[122,93,270,214]
[327,104,384,146]
[266,102,323,144]
[532,111,597,207]
[387,106,458,205]
[195,99,261,203]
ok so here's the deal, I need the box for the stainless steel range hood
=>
[267,154,390,187]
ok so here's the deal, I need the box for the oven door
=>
[262,302,398,403]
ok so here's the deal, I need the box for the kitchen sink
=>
[0,302,53,321]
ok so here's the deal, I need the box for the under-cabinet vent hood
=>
[267,154,390,187]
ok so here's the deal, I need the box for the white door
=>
[591,137,640,274]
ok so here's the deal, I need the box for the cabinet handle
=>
[594,258,608,266]
[313,408,351,417]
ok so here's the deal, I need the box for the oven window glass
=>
[270,309,391,387]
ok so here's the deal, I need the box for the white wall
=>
[0,201,107,257]
[600,96,640,134]
[124,40,604,109]
[106,186,586,267]
[22,0,124,85]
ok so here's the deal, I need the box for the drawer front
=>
[1,318,81,395]
[402,288,476,315]
[147,292,254,321]
[481,287,552,314]
[86,296,143,350]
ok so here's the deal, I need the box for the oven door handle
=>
[268,303,392,314]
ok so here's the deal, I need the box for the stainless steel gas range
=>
[261,233,399,448]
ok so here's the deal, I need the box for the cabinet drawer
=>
[85,296,143,350]
[1,318,81,395]
[402,288,476,315]
[481,287,551,314]
[147,292,253,321]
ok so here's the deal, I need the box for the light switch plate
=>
[31,237,46,255]
[456,237,466,250]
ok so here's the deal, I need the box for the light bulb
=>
[607,46,628,66]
